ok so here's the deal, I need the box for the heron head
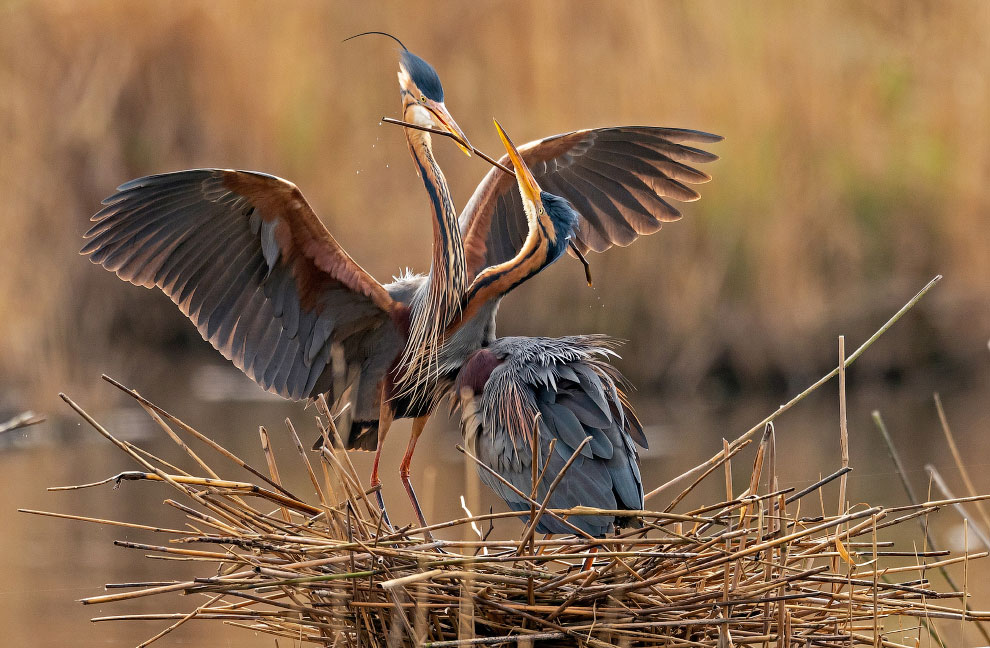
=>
[494,119,579,264]
[538,193,580,263]
[397,50,472,156]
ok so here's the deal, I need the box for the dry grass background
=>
[1,0,988,413]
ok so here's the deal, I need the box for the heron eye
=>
[420,95,427,103]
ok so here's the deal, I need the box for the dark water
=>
[3,362,988,647]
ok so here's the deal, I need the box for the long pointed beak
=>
[493,118,541,206]
[427,100,472,156]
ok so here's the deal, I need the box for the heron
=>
[450,122,645,538]
[81,40,474,524]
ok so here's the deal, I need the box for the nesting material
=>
[22,367,990,648]
[18,273,989,648]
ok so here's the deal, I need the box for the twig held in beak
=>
[381,117,514,175]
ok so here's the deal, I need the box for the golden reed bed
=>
[21,276,990,647]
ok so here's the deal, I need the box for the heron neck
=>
[406,129,467,301]
[457,219,552,324]
[395,127,468,391]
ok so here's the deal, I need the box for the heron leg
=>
[399,415,434,542]
[371,399,395,529]
[581,546,599,572]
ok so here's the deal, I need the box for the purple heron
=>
[81,42,472,522]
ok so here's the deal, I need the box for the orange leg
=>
[371,398,395,528]
[581,546,599,572]
[399,415,433,541]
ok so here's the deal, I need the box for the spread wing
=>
[460,336,645,537]
[82,169,402,401]
[459,127,722,277]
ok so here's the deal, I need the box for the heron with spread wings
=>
[82,40,473,522]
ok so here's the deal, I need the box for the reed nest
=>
[21,276,990,647]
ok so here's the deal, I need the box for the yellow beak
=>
[494,118,541,206]
[427,100,473,156]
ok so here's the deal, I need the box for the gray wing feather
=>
[460,127,721,276]
[82,169,402,403]
[537,400,593,459]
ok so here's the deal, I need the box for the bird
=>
[450,121,645,537]
[81,39,474,526]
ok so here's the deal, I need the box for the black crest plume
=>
[343,31,409,51]
[343,31,444,102]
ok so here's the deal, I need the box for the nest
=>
[21,276,990,647]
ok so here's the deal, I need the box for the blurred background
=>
[1,1,988,646]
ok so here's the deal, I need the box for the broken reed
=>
[22,274,990,647]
